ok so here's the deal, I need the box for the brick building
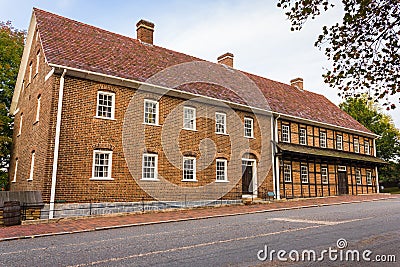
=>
[9,9,384,218]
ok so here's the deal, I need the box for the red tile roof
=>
[33,8,373,135]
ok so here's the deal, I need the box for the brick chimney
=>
[290,77,303,90]
[136,19,154,44]
[217,53,234,68]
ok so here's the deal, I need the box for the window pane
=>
[94,151,111,178]
[144,100,158,124]
[244,118,253,137]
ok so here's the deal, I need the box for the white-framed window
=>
[355,169,362,185]
[96,91,115,119]
[28,61,32,83]
[244,117,254,138]
[12,158,18,183]
[299,128,307,145]
[364,141,370,155]
[366,170,372,185]
[283,164,292,182]
[182,157,196,181]
[321,167,328,184]
[354,138,359,153]
[215,112,226,134]
[301,165,308,183]
[35,95,41,122]
[282,124,290,143]
[183,106,196,130]
[142,153,158,180]
[28,151,35,181]
[144,99,159,125]
[91,150,113,180]
[320,131,327,148]
[336,135,343,150]
[36,50,40,74]
[18,113,23,136]
[216,159,228,182]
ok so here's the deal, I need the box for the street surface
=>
[0,198,398,266]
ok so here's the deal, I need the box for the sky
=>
[1,0,399,128]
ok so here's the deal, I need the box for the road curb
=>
[0,196,397,242]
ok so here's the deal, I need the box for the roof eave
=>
[10,11,37,115]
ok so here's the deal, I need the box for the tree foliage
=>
[278,0,400,109]
[0,21,25,189]
[339,96,400,182]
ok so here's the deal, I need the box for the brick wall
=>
[9,27,56,200]
[27,75,272,203]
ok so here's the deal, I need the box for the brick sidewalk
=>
[0,194,397,242]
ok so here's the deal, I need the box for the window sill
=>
[182,128,197,132]
[216,132,229,136]
[284,180,292,183]
[33,120,39,125]
[181,179,197,182]
[216,180,229,183]
[17,134,21,137]
[27,179,33,182]
[94,116,116,121]
[143,123,161,127]
[11,180,16,183]
[244,136,255,139]
[141,178,160,181]
[90,177,114,181]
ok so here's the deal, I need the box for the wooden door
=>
[242,162,253,194]
[338,171,348,195]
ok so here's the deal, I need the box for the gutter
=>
[49,69,67,219]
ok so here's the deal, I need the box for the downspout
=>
[49,69,67,219]
[273,115,281,199]
[270,116,276,199]
[373,139,380,193]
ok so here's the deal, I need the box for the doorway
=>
[338,170,349,195]
[242,159,257,197]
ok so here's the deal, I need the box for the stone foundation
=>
[40,199,242,219]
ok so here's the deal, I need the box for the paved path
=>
[0,194,397,242]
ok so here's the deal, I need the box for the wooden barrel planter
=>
[3,201,21,226]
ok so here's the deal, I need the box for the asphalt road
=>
[0,198,398,267]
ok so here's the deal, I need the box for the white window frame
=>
[35,95,41,122]
[143,99,159,125]
[300,165,308,183]
[96,91,115,120]
[364,141,370,155]
[299,128,307,145]
[28,151,35,181]
[142,153,158,180]
[28,62,32,83]
[355,169,362,185]
[182,157,196,181]
[321,167,328,184]
[12,158,18,183]
[354,138,359,153]
[91,150,113,180]
[36,50,40,74]
[244,117,254,138]
[283,164,292,182]
[215,112,227,134]
[338,166,347,172]
[320,131,327,148]
[18,113,23,136]
[216,159,228,182]
[366,170,372,185]
[336,135,343,150]
[183,106,196,130]
[282,124,290,143]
